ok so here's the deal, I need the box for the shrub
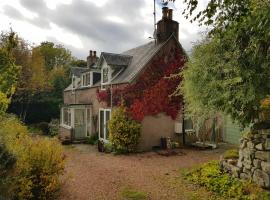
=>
[108,106,141,153]
[49,119,60,137]
[0,115,65,200]
[223,149,239,159]
[35,122,50,135]
[183,161,270,199]
[85,134,98,145]
[104,142,113,153]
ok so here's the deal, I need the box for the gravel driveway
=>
[60,144,230,200]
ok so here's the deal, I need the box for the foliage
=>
[223,149,239,159]
[49,119,59,137]
[182,0,252,34]
[0,30,20,115]
[97,49,185,121]
[35,122,50,135]
[36,41,73,70]
[71,59,87,68]
[121,187,147,200]
[0,115,65,200]
[85,134,98,145]
[3,33,71,123]
[180,0,270,127]
[108,106,141,153]
[183,161,270,199]
[104,142,113,153]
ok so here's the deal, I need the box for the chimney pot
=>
[162,7,169,19]
[90,50,93,57]
[93,51,96,58]
[168,9,173,20]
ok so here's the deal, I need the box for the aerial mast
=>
[153,0,157,44]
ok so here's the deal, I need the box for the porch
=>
[59,104,92,142]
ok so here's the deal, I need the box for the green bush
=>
[35,122,50,135]
[104,142,113,153]
[223,149,239,159]
[85,134,98,145]
[108,106,141,153]
[0,115,65,200]
[49,119,60,137]
[183,161,270,199]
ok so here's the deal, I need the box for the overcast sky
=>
[0,0,208,59]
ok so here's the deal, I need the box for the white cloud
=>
[0,0,209,58]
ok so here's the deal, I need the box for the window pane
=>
[105,111,110,140]
[63,108,71,126]
[100,110,104,139]
[87,109,91,136]
[103,68,108,83]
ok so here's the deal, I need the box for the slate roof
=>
[99,52,133,66]
[111,41,165,84]
[70,67,89,77]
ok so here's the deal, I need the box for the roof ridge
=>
[122,41,154,55]
[101,52,133,58]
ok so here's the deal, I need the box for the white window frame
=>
[98,108,111,142]
[81,72,93,87]
[101,67,111,90]
[61,107,73,129]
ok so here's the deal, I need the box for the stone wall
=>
[221,129,270,189]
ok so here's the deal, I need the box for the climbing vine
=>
[96,49,185,121]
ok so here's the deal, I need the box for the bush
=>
[49,119,60,137]
[85,134,98,145]
[183,161,270,199]
[35,122,50,135]
[0,115,65,200]
[108,106,141,153]
[223,149,239,159]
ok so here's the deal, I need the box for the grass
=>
[223,149,239,159]
[121,187,147,200]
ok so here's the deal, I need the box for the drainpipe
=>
[110,83,113,109]
[182,101,186,146]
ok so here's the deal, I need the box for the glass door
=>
[99,109,111,141]
[74,109,86,139]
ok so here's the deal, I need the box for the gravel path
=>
[60,144,229,200]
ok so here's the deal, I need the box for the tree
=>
[13,46,51,120]
[180,1,270,127]
[0,30,20,115]
[37,42,73,70]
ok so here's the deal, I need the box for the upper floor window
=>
[72,75,76,89]
[102,68,109,83]
[82,72,91,87]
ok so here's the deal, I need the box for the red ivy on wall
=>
[96,49,185,121]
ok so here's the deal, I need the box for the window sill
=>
[60,124,72,129]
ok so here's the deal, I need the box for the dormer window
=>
[82,72,91,87]
[102,68,109,83]
[101,67,110,90]
[72,75,76,89]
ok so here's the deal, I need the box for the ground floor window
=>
[99,109,111,141]
[62,107,71,126]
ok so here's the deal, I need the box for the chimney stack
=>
[168,9,173,20]
[87,50,98,67]
[156,7,179,44]
[162,7,169,19]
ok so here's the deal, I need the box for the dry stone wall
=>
[221,129,270,189]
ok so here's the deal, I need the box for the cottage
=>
[59,7,188,150]
[59,7,243,150]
